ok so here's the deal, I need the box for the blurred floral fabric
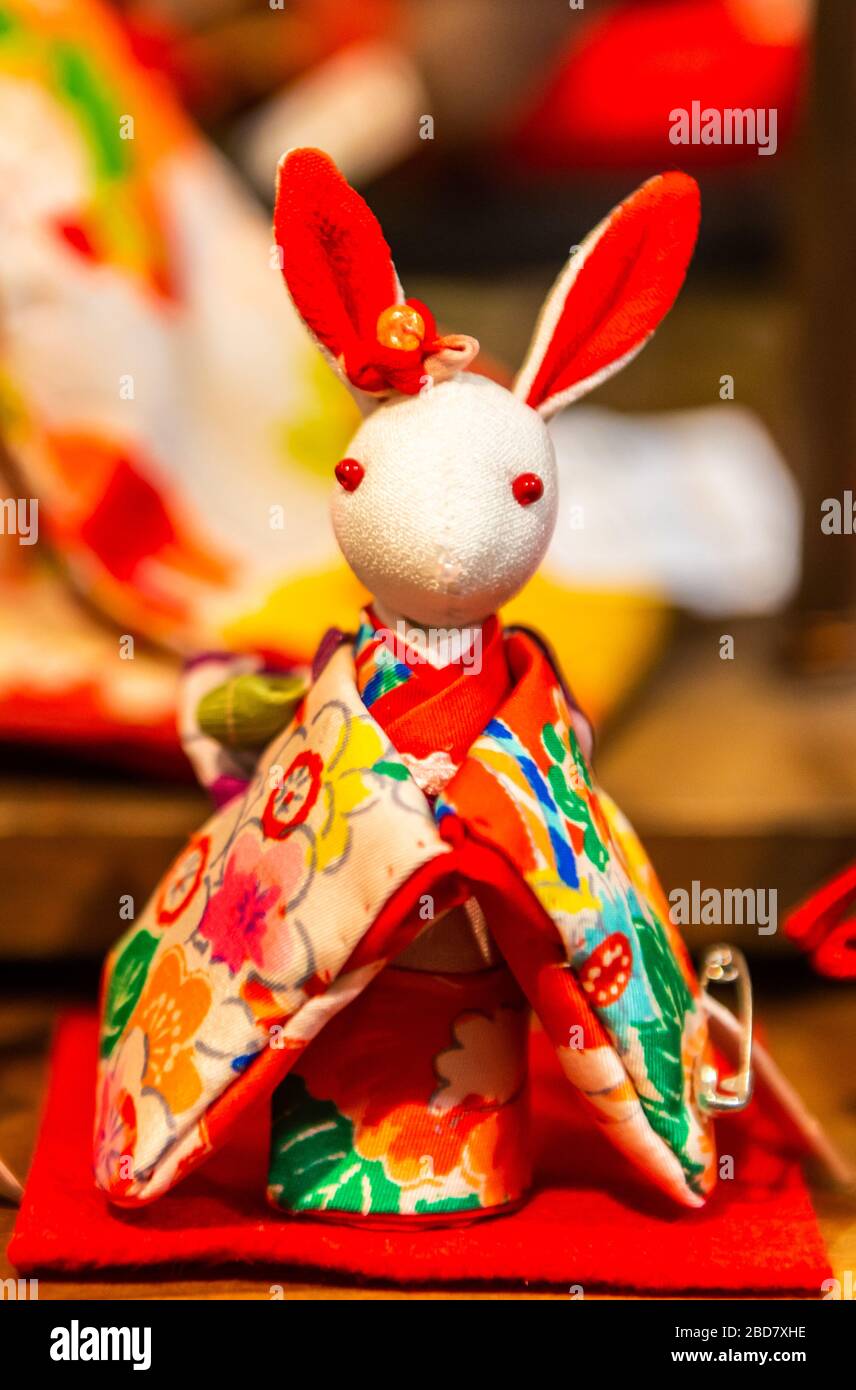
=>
[0,0,365,760]
[0,0,680,764]
[0,0,363,651]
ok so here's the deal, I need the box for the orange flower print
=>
[297,980,531,1211]
[130,948,210,1114]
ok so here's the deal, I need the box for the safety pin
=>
[695,944,754,1113]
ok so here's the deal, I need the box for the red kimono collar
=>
[353,607,511,765]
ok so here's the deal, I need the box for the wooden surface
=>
[0,775,205,960]
[598,620,856,835]
[1,972,854,1301]
[595,617,856,954]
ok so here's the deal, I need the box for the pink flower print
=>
[198,833,303,976]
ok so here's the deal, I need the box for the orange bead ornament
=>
[376,303,425,352]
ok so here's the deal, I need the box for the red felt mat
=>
[9,1012,831,1293]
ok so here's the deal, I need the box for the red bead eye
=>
[335,458,365,492]
[512,472,544,506]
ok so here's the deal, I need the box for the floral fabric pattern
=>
[197,833,304,976]
[94,644,450,1203]
[131,948,211,1114]
[96,627,714,1212]
[269,964,530,1217]
[437,645,714,1203]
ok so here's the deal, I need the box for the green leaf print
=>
[542,722,566,769]
[372,758,410,781]
[632,911,705,1191]
[568,725,594,789]
[544,720,592,789]
[414,1193,481,1215]
[542,720,608,869]
[546,762,609,872]
[100,929,159,1059]
[268,1076,402,1215]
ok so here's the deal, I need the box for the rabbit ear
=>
[275,148,470,399]
[513,172,700,419]
[274,147,403,389]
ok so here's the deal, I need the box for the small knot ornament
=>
[376,304,426,352]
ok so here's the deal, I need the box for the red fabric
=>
[786,863,856,980]
[273,149,435,396]
[505,0,804,172]
[9,1012,830,1292]
[361,609,511,762]
[442,817,615,1054]
[524,172,700,412]
[0,699,185,778]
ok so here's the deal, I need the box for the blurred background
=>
[0,0,854,1235]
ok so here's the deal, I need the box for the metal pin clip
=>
[695,944,754,1113]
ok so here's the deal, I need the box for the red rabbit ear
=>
[514,172,700,419]
[273,147,404,388]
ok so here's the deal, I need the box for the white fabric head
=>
[331,374,558,627]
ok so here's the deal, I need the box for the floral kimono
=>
[95,611,715,1219]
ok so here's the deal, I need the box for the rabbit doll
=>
[94,148,741,1222]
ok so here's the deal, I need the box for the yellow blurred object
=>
[224,562,671,728]
[222,564,370,659]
